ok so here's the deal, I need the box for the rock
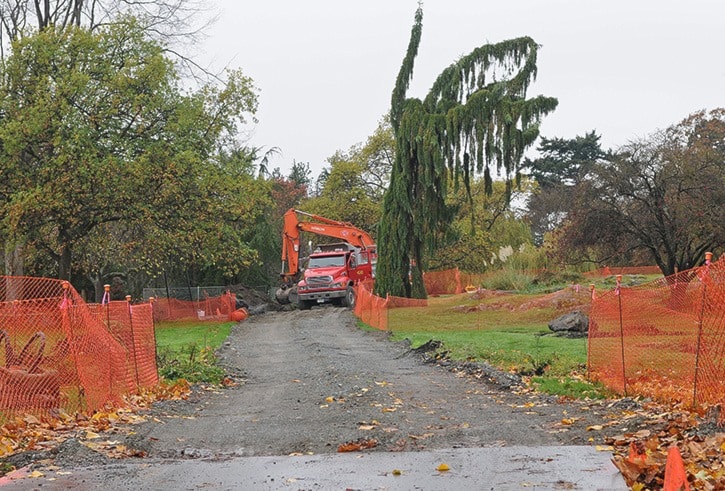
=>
[247,303,269,316]
[548,310,589,337]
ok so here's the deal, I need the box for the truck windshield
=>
[308,255,346,268]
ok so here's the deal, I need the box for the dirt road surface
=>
[2,307,628,490]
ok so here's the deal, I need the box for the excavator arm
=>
[280,208,375,284]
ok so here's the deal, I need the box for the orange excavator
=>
[275,209,376,309]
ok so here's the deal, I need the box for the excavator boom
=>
[281,208,374,281]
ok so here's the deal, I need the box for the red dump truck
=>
[275,209,376,310]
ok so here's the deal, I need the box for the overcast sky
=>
[198,0,724,178]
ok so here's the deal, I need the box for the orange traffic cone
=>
[663,445,690,491]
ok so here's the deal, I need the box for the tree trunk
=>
[4,242,24,276]
[4,242,25,301]
[59,244,72,281]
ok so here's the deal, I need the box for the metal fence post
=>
[692,252,712,406]
[126,295,140,390]
[616,275,628,396]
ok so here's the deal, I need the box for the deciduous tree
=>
[555,109,725,275]
[0,21,259,282]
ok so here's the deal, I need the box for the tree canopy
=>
[304,117,393,232]
[522,131,611,245]
[0,20,260,285]
[554,109,725,275]
[375,6,558,298]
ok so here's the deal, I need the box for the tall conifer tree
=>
[375,6,558,298]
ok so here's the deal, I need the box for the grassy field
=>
[386,290,607,397]
[154,320,234,383]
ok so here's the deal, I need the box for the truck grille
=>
[307,275,333,288]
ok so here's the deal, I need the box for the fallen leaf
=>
[392,469,402,476]
[437,463,450,472]
[587,425,604,431]
[337,438,377,452]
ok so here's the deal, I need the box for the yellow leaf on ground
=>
[437,463,450,472]
[29,470,44,478]
[0,441,15,457]
[85,431,101,439]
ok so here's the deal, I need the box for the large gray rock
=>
[548,310,589,337]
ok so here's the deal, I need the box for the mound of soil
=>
[518,286,593,313]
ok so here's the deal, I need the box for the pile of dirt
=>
[517,286,593,313]
[227,284,282,314]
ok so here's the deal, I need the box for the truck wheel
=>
[297,298,313,310]
[342,286,356,309]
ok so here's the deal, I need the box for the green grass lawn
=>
[154,320,234,384]
[386,292,607,398]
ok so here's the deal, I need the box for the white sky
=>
[198,0,724,179]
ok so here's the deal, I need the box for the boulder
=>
[548,310,589,337]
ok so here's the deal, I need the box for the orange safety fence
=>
[423,268,500,295]
[150,293,238,323]
[354,268,479,330]
[588,254,724,407]
[354,281,430,330]
[584,265,662,277]
[0,277,158,422]
[354,282,388,330]
[423,269,464,295]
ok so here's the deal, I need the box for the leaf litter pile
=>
[602,401,725,490]
[0,380,191,475]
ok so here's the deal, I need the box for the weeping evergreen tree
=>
[375,6,558,298]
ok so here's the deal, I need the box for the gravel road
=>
[2,306,633,489]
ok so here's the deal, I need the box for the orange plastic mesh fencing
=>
[353,282,388,330]
[588,256,725,406]
[585,265,662,277]
[150,293,236,323]
[0,277,157,422]
[423,269,464,295]
[87,302,159,390]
